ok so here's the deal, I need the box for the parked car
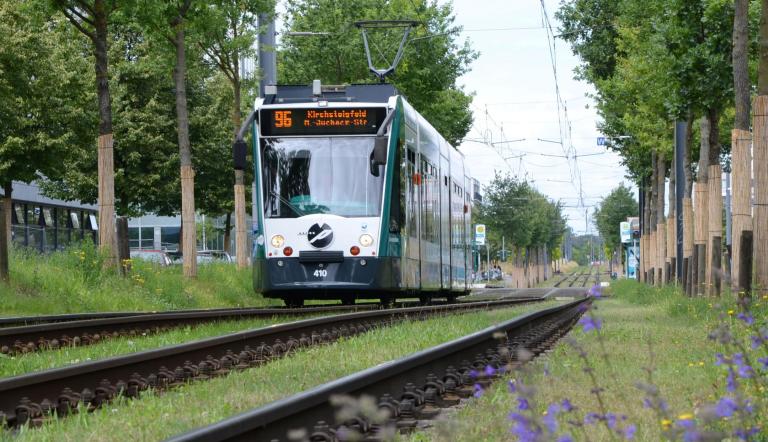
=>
[130,249,173,266]
[197,250,233,264]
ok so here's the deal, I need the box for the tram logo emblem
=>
[307,223,334,248]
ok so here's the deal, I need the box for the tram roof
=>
[262,83,397,105]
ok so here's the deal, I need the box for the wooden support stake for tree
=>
[234,170,248,269]
[116,218,130,275]
[181,164,197,278]
[683,197,694,291]
[683,256,689,294]
[731,128,753,293]
[97,134,117,266]
[739,230,753,296]
[694,181,708,295]
[712,236,722,295]
[707,165,723,295]
[753,96,768,295]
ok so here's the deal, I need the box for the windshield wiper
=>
[270,190,307,217]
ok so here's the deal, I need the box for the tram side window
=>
[421,160,439,243]
[406,148,418,238]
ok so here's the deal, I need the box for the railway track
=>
[0,304,378,356]
[166,297,590,442]
[0,297,542,429]
[0,297,541,356]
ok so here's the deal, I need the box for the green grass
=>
[5,303,554,442]
[0,243,280,316]
[0,315,314,378]
[406,280,768,441]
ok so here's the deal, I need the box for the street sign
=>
[597,136,606,146]
[620,221,631,243]
[475,224,486,246]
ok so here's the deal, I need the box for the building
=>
[0,181,98,252]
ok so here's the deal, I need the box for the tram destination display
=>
[260,107,387,136]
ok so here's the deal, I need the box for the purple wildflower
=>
[734,427,760,440]
[726,369,738,392]
[605,413,617,429]
[560,398,574,412]
[508,413,541,442]
[623,424,637,440]
[517,397,530,410]
[588,284,602,298]
[469,369,479,379]
[557,436,573,442]
[750,335,763,349]
[473,383,484,398]
[579,315,602,333]
[732,353,753,378]
[682,430,702,442]
[542,403,560,432]
[676,417,695,430]
[758,357,768,369]
[736,312,754,325]
[508,379,518,393]
[715,397,738,418]
[715,353,728,366]
[484,364,497,377]
[584,412,601,425]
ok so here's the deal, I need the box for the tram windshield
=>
[261,137,385,218]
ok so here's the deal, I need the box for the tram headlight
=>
[359,234,374,247]
[270,235,285,248]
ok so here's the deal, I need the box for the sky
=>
[273,0,632,234]
[448,0,630,234]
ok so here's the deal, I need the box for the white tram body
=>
[251,83,473,306]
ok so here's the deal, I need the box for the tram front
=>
[251,86,400,307]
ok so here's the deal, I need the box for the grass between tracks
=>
[5,303,554,442]
[0,243,280,316]
[0,315,316,378]
[407,279,768,441]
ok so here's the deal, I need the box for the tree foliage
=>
[278,0,478,145]
[476,173,567,255]
[593,183,637,253]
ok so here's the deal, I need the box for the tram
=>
[249,82,472,307]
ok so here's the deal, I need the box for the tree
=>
[0,3,94,281]
[279,0,478,145]
[593,184,637,259]
[51,0,122,267]
[196,0,271,265]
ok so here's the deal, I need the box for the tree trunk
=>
[232,74,249,269]
[94,1,117,267]
[694,116,711,295]
[759,0,768,96]
[733,0,751,131]
[706,109,722,294]
[0,182,10,283]
[668,151,676,281]
[684,113,694,197]
[656,153,666,286]
[174,26,197,278]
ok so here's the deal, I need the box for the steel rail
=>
[0,304,382,355]
[553,270,578,287]
[0,304,386,328]
[0,297,542,428]
[0,297,542,356]
[166,296,589,442]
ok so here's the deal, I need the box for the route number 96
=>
[274,110,292,128]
